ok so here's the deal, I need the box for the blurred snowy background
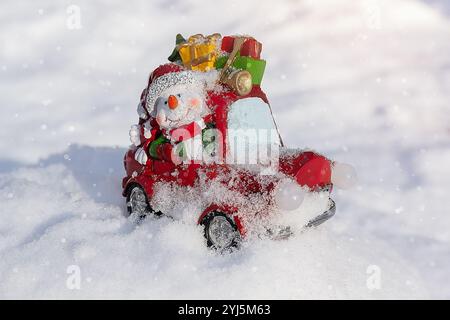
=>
[1,0,449,299]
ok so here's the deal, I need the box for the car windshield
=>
[227,97,281,167]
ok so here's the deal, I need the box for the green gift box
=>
[216,55,266,85]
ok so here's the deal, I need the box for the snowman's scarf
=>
[165,119,206,143]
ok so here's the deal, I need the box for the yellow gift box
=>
[178,33,220,72]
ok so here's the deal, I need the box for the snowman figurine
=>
[148,84,209,165]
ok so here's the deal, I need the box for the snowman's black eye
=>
[164,101,167,105]
[177,94,181,98]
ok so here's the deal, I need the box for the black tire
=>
[201,212,241,252]
[126,185,161,219]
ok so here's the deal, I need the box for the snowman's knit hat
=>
[145,63,203,115]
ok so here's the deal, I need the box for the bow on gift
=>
[168,33,221,71]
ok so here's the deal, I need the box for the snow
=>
[0,160,424,299]
[1,0,450,298]
[129,124,141,146]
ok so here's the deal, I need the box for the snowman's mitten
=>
[148,134,186,165]
[129,125,141,146]
[134,147,148,165]
[149,135,172,161]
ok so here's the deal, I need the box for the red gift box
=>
[221,36,262,59]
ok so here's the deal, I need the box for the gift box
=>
[221,36,262,59]
[216,55,266,85]
[168,34,186,62]
[178,33,221,72]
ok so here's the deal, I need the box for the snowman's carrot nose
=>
[168,95,178,109]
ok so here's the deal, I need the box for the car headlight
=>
[274,178,305,211]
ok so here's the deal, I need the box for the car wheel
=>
[126,185,160,219]
[201,212,241,251]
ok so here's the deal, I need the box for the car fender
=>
[295,155,332,190]
[198,204,245,237]
[122,174,155,199]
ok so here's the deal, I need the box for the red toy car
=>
[122,36,337,251]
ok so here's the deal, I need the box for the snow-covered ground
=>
[1,0,449,299]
